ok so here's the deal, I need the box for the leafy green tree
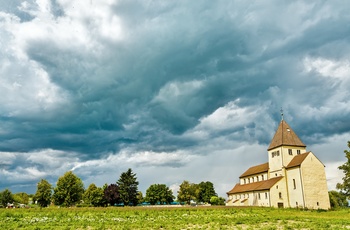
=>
[104,184,121,206]
[83,183,105,207]
[0,189,14,207]
[117,168,139,206]
[35,179,52,207]
[210,196,226,205]
[337,141,350,197]
[177,181,199,204]
[145,184,174,205]
[53,171,84,207]
[13,192,29,205]
[198,181,217,203]
[329,190,348,208]
[137,191,144,204]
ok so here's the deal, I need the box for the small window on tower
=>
[288,149,293,155]
[279,192,282,199]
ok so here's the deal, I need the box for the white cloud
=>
[304,57,350,80]
[0,152,17,165]
[0,10,68,118]
[195,99,252,132]
[72,149,198,172]
[325,161,344,191]
[153,80,205,103]
[27,149,79,169]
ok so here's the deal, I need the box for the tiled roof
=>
[227,176,283,194]
[286,152,310,168]
[268,120,306,151]
[240,162,269,178]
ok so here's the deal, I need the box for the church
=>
[226,117,330,209]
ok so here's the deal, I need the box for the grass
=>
[1,206,350,229]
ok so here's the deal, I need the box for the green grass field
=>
[1,206,349,229]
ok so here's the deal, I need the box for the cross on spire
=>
[280,107,284,121]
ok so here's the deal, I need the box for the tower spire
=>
[280,107,284,121]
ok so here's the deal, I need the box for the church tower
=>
[267,118,307,178]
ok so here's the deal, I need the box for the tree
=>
[35,179,52,207]
[210,196,226,205]
[13,192,29,205]
[53,171,84,206]
[145,184,174,205]
[104,184,121,206]
[137,191,144,204]
[83,183,105,207]
[329,190,348,208]
[0,189,14,207]
[177,181,199,204]
[337,141,350,197]
[117,168,139,206]
[198,181,217,204]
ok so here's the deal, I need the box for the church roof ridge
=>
[227,176,283,194]
[286,151,311,168]
[267,120,306,151]
[239,162,269,178]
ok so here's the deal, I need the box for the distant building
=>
[226,119,330,209]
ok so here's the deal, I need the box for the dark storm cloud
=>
[0,0,349,194]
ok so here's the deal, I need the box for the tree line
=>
[2,140,349,208]
[0,168,224,208]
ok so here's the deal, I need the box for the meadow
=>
[1,206,350,230]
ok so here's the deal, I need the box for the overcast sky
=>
[0,0,349,197]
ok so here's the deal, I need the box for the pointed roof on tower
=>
[267,120,306,151]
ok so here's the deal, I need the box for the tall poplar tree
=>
[337,141,350,197]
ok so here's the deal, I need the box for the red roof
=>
[268,120,306,150]
[286,152,310,168]
[227,176,283,194]
[240,162,269,178]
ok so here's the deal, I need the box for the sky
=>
[0,0,350,198]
